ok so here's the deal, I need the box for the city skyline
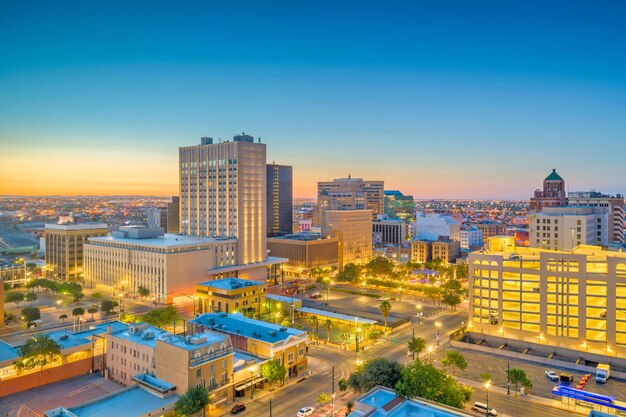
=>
[1,1,625,199]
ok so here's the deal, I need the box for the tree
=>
[480,373,492,383]
[323,319,333,343]
[442,292,462,310]
[379,299,392,329]
[120,312,139,323]
[335,263,361,282]
[143,305,181,331]
[21,307,41,326]
[440,350,468,376]
[407,336,426,361]
[72,307,85,318]
[338,378,348,392]
[92,292,102,299]
[101,299,117,314]
[5,291,25,307]
[260,360,286,388]
[58,314,68,323]
[174,386,210,417]
[507,368,532,396]
[280,317,291,328]
[364,257,395,279]
[346,401,354,414]
[25,291,38,303]
[15,335,61,372]
[423,286,442,304]
[308,315,319,344]
[87,306,99,319]
[347,357,403,393]
[395,360,472,409]
[317,392,331,406]
[137,286,150,298]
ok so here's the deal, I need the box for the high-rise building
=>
[568,191,625,244]
[45,221,108,281]
[317,176,384,224]
[166,196,180,234]
[179,135,266,266]
[146,208,167,229]
[266,163,293,237]
[530,169,567,212]
[528,207,608,251]
[322,210,372,268]
[383,190,414,221]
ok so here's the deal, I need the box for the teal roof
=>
[197,278,265,291]
[545,169,563,181]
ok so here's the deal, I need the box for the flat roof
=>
[197,278,265,291]
[266,293,303,304]
[191,312,306,344]
[45,223,108,231]
[111,323,227,350]
[46,386,179,417]
[296,307,377,325]
[88,233,235,249]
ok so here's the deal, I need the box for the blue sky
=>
[1,1,625,198]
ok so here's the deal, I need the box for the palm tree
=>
[323,319,333,343]
[407,336,426,361]
[308,315,319,345]
[379,299,392,330]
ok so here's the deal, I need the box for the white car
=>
[546,370,559,381]
[297,406,315,417]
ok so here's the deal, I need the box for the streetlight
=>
[416,304,422,325]
[355,317,360,353]
[398,286,403,302]
[435,322,441,346]
[428,346,433,364]
[484,380,491,417]
[248,365,258,399]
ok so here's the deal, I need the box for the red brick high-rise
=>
[529,169,566,212]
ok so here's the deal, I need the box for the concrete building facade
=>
[267,233,339,275]
[322,210,372,268]
[373,217,407,246]
[411,212,460,242]
[45,222,108,281]
[460,227,483,250]
[266,163,293,237]
[411,239,460,264]
[317,177,384,223]
[179,135,267,266]
[469,237,626,358]
[166,196,180,234]
[528,207,608,251]
[568,191,625,244]
[473,222,507,242]
[84,226,236,303]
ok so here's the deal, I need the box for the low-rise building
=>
[528,206,608,251]
[191,312,308,378]
[411,239,460,264]
[474,222,507,242]
[373,217,407,246]
[0,264,26,287]
[460,227,483,250]
[84,226,237,303]
[195,278,266,316]
[267,233,339,276]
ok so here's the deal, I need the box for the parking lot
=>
[438,346,626,402]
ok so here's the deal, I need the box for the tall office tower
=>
[530,169,567,212]
[45,221,108,281]
[568,191,625,244]
[322,209,372,269]
[179,135,266,266]
[266,163,293,237]
[166,196,180,234]
[317,176,384,224]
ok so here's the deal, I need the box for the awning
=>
[235,376,265,390]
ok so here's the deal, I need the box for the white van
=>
[472,402,498,416]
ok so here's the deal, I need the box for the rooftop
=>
[111,323,227,350]
[197,278,265,291]
[45,223,108,231]
[88,233,235,249]
[545,168,564,181]
[269,232,330,242]
[296,307,377,325]
[191,312,306,344]
[44,385,179,417]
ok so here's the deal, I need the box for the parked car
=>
[559,373,574,383]
[297,407,315,417]
[545,370,559,381]
[472,402,497,416]
[230,403,246,414]
[309,292,322,299]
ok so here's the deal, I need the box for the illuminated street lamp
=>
[248,365,258,399]
[428,346,433,364]
[484,380,491,417]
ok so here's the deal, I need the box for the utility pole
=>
[269,399,272,417]
[411,328,415,361]
[507,361,510,395]
[331,365,335,417]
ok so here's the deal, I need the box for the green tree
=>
[15,335,61,372]
[120,312,139,323]
[87,306,99,319]
[335,263,361,282]
[280,317,291,327]
[379,299,392,329]
[440,350,468,376]
[346,401,354,414]
[347,357,403,393]
[423,285,442,304]
[174,386,210,417]
[58,314,68,323]
[323,319,333,343]
[407,336,426,361]
[21,307,41,325]
[92,292,102,299]
[25,291,38,303]
[441,292,462,310]
[72,307,85,318]
[338,378,348,392]
[317,392,331,406]
[137,286,150,298]
[364,257,395,279]
[308,315,319,344]
[395,360,471,409]
[480,373,492,383]
[260,360,286,388]
[100,299,117,314]
[507,368,532,396]
[5,291,25,307]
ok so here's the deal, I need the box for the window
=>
[197,368,202,377]
[288,352,294,362]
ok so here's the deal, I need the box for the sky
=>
[0,1,625,199]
